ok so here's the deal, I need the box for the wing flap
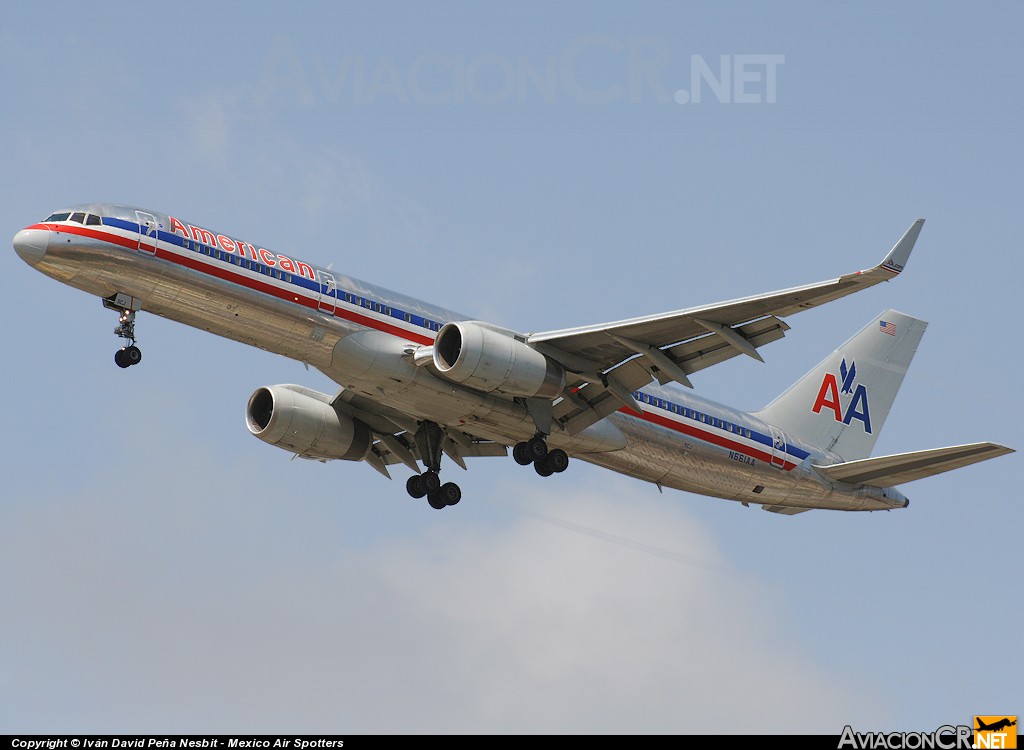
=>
[330,388,509,473]
[554,359,652,435]
[664,316,790,378]
[373,431,508,465]
[460,442,510,458]
[762,504,812,515]
[814,442,1014,488]
[330,387,418,434]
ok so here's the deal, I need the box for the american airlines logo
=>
[812,357,872,433]
[254,36,784,107]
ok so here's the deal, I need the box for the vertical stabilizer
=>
[755,310,927,460]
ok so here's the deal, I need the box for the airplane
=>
[976,718,1017,733]
[12,205,1013,513]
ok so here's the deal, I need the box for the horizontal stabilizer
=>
[814,442,1014,488]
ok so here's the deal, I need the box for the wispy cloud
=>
[0,405,866,732]
[177,92,233,167]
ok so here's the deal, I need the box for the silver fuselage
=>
[16,203,908,512]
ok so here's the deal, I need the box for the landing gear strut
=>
[406,421,462,510]
[104,296,143,369]
[513,434,569,477]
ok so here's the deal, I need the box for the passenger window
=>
[70,212,86,224]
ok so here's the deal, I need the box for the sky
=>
[2,0,1021,735]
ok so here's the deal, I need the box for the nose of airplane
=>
[13,228,49,266]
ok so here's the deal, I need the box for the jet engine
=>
[246,384,371,461]
[432,321,565,399]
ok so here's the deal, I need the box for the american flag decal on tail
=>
[879,320,897,336]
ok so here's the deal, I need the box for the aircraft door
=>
[135,210,159,256]
[317,270,337,314]
[769,425,788,469]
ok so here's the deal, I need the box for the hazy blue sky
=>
[2,0,1021,734]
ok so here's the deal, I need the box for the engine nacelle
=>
[433,321,565,399]
[246,384,371,461]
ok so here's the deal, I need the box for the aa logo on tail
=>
[811,358,872,433]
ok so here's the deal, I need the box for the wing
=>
[330,387,508,479]
[530,220,924,388]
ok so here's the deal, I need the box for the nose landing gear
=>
[103,295,143,368]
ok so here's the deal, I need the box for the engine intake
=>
[433,321,565,399]
[246,384,371,461]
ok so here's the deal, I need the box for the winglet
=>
[877,218,924,277]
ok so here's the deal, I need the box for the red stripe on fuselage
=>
[38,221,795,470]
[618,404,796,471]
[37,222,435,346]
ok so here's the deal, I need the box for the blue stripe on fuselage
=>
[632,390,810,461]
[97,215,812,465]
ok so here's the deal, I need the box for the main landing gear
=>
[512,435,569,478]
[104,296,143,369]
[406,421,462,510]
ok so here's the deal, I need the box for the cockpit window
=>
[70,212,87,224]
[86,214,102,225]
[45,212,71,222]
